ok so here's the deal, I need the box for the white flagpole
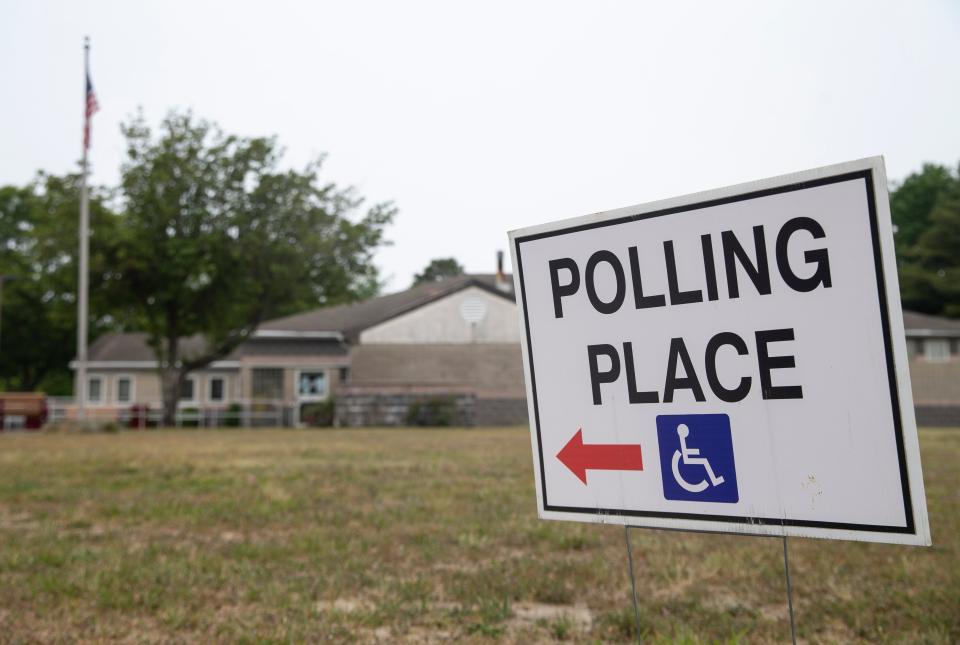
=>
[76,36,91,421]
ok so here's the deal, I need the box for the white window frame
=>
[87,375,104,405]
[295,368,329,402]
[207,375,227,404]
[178,375,198,406]
[114,374,135,405]
[923,338,951,363]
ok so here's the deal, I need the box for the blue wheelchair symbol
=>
[656,414,739,503]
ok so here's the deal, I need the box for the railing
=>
[47,397,75,423]
[46,398,299,428]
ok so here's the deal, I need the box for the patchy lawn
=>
[0,427,956,643]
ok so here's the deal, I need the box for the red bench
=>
[0,393,48,430]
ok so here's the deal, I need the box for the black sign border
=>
[514,169,915,535]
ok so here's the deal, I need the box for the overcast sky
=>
[2,1,958,290]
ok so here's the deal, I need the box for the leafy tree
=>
[891,162,960,317]
[413,257,465,285]
[113,111,395,424]
[891,164,955,253]
[0,174,118,392]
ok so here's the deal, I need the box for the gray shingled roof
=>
[85,298,956,362]
[86,275,515,362]
[86,332,348,362]
[902,310,960,336]
[86,332,237,362]
[259,274,514,340]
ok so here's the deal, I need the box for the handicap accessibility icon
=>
[656,414,739,503]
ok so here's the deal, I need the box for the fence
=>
[46,398,299,429]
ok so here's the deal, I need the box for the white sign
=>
[509,157,930,545]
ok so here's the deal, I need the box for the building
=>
[902,310,960,426]
[70,271,526,427]
[69,278,960,427]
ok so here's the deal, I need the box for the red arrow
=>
[556,428,643,484]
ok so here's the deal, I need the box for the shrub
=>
[405,396,457,427]
[300,400,335,427]
[224,403,243,427]
[179,407,200,428]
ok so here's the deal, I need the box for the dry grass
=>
[0,427,956,643]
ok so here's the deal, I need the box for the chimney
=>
[495,250,511,292]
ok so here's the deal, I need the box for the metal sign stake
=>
[782,535,797,644]
[624,525,642,643]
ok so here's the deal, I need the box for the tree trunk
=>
[160,368,182,427]
[160,334,181,427]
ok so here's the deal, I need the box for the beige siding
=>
[285,369,295,402]
[134,372,162,403]
[195,372,238,405]
[83,370,156,406]
[83,369,241,407]
[359,286,520,344]
[349,343,525,398]
[909,357,960,405]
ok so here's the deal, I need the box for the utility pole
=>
[76,36,93,420]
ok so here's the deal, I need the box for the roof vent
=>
[460,297,487,324]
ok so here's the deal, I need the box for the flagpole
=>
[76,36,91,421]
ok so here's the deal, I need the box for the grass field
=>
[0,427,956,643]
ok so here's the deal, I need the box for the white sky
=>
[2,1,958,290]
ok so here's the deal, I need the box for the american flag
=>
[83,71,99,151]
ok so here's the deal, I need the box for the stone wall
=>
[914,405,960,428]
[334,386,526,427]
[474,398,529,426]
[335,387,471,427]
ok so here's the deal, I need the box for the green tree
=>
[0,174,118,392]
[413,257,465,285]
[891,163,955,253]
[891,162,960,317]
[114,111,395,424]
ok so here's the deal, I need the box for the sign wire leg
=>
[782,535,797,645]
[624,525,642,643]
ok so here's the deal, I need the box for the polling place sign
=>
[509,157,930,545]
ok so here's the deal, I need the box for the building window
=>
[298,371,327,400]
[180,377,196,402]
[924,339,950,362]
[209,377,225,403]
[252,368,284,400]
[906,338,922,359]
[115,376,133,404]
[339,366,350,384]
[87,377,103,404]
